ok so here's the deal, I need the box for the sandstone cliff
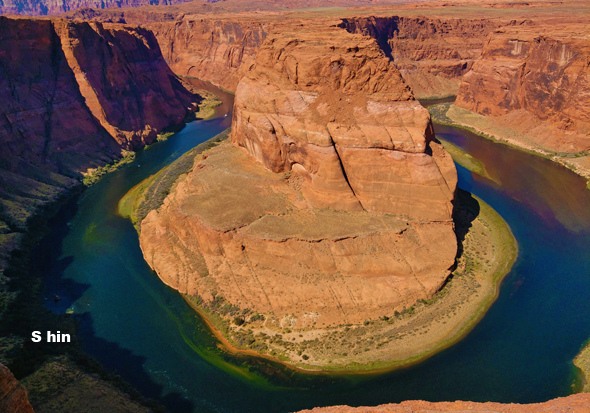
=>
[0,16,196,283]
[0,0,193,17]
[66,9,495,98]
[147,17,270,91]
[232,24,457,219]
[455,24,590,154]
[139,22,458,342]
[298,393,590,413]
[0,363,34,413]
[144,15,495,98]
[339,16,497,98]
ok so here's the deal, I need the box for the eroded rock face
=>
[0,363,34,413]
[147,18,270,91]
[139,23,457,329]
[455,25,590,153]
[53,20,196,148]
[0,16,196,271]
[232,24,457,220]
[0,0,192,17]
[297,393,590,413]
[339,16,497,98]
[140,142,458,327]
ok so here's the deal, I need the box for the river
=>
[36,89,590,412]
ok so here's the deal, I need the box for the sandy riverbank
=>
[429,103,590,183]
[167,189,517,372]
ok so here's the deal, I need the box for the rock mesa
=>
[140,23,458,330]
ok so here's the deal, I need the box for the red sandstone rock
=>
[147,17,270,91]
[455,24,590,153]
[0,363,34,413]
[339,16,497,98]
[232,23,457,220]
[139,21,458,330]
[298,393,590,412]
[0,15,196,269]
[53,19,196,148]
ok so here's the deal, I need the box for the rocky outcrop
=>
[139,22,457,333]
[455,24,590,153]
[298,393,590,413]
[0,0,193,17]
[146,18,271,92]
[232,24,457,220]
[53,20,196,147]
[146,15,495,97]
[0,363,34,413]
[338,16,497,98]
[0,16,196,274]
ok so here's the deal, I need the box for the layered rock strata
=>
[0,0,193,17]
[147,18,270,91]
[0,16,196,273]
[0,363,34,413]
[339,16,497,98]
[298,393,590,413]
[140,23,458,329]
[68,10,495,97]
[455,24,590,154]
[232,25,457,220]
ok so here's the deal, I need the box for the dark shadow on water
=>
[6,189,195,412]
[75,311,195,412]
[452,188,480,265]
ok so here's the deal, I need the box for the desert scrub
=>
[82,150,135,186]
[156,131,175,142]
[574,340,590,392]
[118,129,231,227]
[194,92,222,120]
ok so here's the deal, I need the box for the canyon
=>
[452,22,590,177]
[0,14,199,413]
[0,0,589,411]
[139,20,459,337]
[298,393,590,413]
[0,16,198,275]
[0,363,33,413]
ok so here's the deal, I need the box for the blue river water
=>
[36,93,590,412]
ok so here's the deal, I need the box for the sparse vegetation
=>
[429,103,590,182]
[82,150,135,186]
[574,341,590,392]
[172,190,517,372]
[118,129,231,228]
[438,139,490,179]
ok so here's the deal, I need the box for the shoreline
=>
[0,81,225,410]
[429,103,590,183]
[574,341,590,392]
[134,155,517,373]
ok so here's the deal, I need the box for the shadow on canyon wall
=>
[0,191,195,412]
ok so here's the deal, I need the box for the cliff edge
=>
[138,21,460,368]
[0,363,34,413]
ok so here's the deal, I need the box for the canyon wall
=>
[146,18,271,91]
[336,16,496,98]
[298,393,590,413]
[455,25,590,154]
[0,16,196,274]
[147,15,495,97]
[231,24,457,219]
[0,0,193,17]
[0,363,34,413]
[70,11,495,98]
[139,22,458,332]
